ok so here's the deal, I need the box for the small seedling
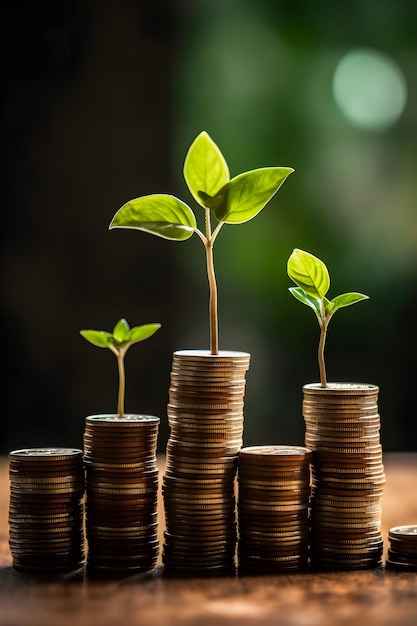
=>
[287,248,368,387]
[80,318,161,417]
[109,131,294,355]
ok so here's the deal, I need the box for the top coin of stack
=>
[238,445,311,574]
[8,448,85,572]
[162,350,250,575]
[83,414,160,573]
[386,525,417,570]
[303,383,385,570]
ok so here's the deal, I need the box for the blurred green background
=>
[2,0,416,454]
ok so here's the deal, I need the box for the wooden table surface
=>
[1,453,417,626]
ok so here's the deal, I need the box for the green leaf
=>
[287,249,330,299]
[289,287,321,316]
[110,195,196,241]
[183,131,230,208]
[329,292,369,315]
[324,298,335,316]
[80,330,113,348]
[128,323,161,345]
[212,167,294,224]
[197,190,223,211]
[113,318,130,344]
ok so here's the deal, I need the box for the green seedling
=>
[80,318,161,417]
[110,131,294,355]
[287,248,368,387]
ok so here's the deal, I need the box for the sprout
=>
[80,318,161,417]
[287,248,368,387]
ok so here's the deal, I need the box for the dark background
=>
[2,0,417,454]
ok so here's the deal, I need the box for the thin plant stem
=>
[117,350,126,417]
[318,322,328,388]
[204,207,219,355]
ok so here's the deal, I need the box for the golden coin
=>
[83,437,158,448]
[167,438,242,449]
[163,472,232,485]
[240,445,311,461]
[163,487,234,499]
[85,414,159,425]
[170,382,246,393]
[238,485,310,499]
[303,400,378,411]
[168,401,245,413]
[306,443,382,454]
[238,476,309,487]
[9,448,83,461]
[389,525,417,539]
[304,423,381,434]
[173,348,250,359]
[83,435,158,445]
[305,431,381,442]
[303,382,378,393]
[169,423,243,434]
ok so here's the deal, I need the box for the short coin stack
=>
[237,445,311,574]
[162,349,250,575]
[84,414,160,573]
[8,448,85,572]
[386,525,417,570]
[303,383,385,570]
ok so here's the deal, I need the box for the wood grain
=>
[0,454,417,626]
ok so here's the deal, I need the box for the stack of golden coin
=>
[8,448,85,572]
[237,445,311,574]
[303,383,385,570]
[162,349,250,575]
[83,414,160,573]
[386,525,417,570]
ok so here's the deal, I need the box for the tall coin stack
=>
[303,383,385,570]
[8,448,85,573]
[83,414,160,573]
[162,349,250,575]
[237,445,311,574]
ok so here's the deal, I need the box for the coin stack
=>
[386,525,417,570]
[83,414,160,573]
[303,383,385,570]
[162,349,250,575]
[237,445,311,574]
[8,448,85,573]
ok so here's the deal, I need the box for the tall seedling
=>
[110,131,294,355]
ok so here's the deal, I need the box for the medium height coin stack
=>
[83,415,160,574]
[162,349,250,575]
[237,445,311,574]
[8,448,85,572]
[303,383,385,570]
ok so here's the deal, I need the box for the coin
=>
[389,525,417,538]
[240,445,311,461]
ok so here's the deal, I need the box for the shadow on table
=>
[0,565,85,589]
[0,564,165,588]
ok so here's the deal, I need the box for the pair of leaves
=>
[80,318,161,352]
[109,131,294,240]
[287,249,368,322]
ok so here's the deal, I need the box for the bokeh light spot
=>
[333,48,407,130]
